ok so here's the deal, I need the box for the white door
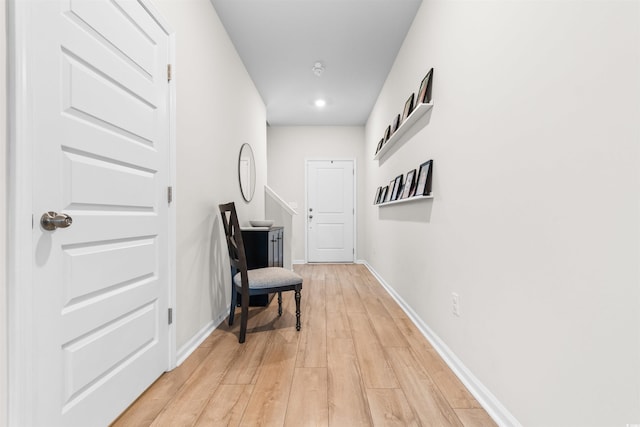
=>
[307,160,355,262]
[25,1,171,425]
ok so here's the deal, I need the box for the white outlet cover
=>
[452,292,460,317]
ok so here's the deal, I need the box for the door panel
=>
[62,150,157,209]
[66,0,157,75]
[307,160,354,262]
[27,1,171,425]
[62,302,157,403]
[62,237,156,304]
[62,56,157,142]
[316,224,345,249]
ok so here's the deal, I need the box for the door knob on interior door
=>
[40,211,73,231]
[309,215,313,220]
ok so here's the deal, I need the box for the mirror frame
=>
[238,143,256,202]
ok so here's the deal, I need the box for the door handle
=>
[308,215,313,220]
[40,211,73,231]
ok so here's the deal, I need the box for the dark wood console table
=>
[239,227,284,306]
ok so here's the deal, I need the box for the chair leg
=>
[229,289,237,326]
[294,288,301,331]
[278,292,282,316]
[239,294,248,343]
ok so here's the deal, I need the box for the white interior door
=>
[307,160,355,262]
[24,1,171,425]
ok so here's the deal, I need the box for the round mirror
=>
[238,143,256,202]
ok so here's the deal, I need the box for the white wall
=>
[267,126,365,262]
[364,1,640,426]
[153,0,267,352]
[0,1,7,424]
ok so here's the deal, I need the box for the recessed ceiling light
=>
[315,99,326,108]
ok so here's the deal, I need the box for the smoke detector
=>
[312,62,325,77]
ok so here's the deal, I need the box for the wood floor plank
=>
[115,264,496,427]
[295,307,311,368]
[367,313,409,348]
[454,409,499,427]
[366,388,419,427]
[298,278,327,368]
[221,330,270,385]
[111,346,212,427]
[421,349,483,409]
[149,332,240,427]
[393,316,435,351]
[325,268,346,314]
[326,269,351,339]
[339,277,367,313]
[348,312,399,389]
[352,277,393,319]
[193,384,253,426]
[284,367,329,427]
[327,307,351,339]
[360,274,408,319]
[393,317,479,409]
[385,347,463,427]
[240,332,299,426]
[327,338,372,427]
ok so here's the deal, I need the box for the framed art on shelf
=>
[387,179,396,201]
[383,125,391,142]
[392,113,401,134]
[380,186,389,203]
[415,160,433,196]
[390,174,404,201]
[400,169,416,199]
[417,68,434,104]
[375,139,384,155]
[401,93,415,123]
[373,186,382,204]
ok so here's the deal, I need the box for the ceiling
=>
[210,0,423,126]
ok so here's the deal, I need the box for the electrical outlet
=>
[452,292,460,317]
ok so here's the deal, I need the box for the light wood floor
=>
[112,264,496,427]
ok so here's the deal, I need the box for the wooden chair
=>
[219,202,303,343]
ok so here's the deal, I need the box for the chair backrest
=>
[218,202,249,279]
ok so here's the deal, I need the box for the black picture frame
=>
[387,179,396,202]
[373,186,381,204]
[375,138,384,154]
[400,169,417,199]
[391,113,401,134]
[417,68,434,104]
[401,93,415,123]
[380,186,389,203]
[383,125,391,142]
[415,160,433,196]
[390,174,404,201]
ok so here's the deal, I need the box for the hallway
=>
[113,264,495,426]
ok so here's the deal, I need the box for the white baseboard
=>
[294,259,367,265]
[362,261,521,427]
[175,310,228,367]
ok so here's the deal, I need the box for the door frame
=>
[304,158,357,263]
[6,1,177,424]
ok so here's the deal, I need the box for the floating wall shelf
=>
[374,102,434,161]
[377,194,434,207]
